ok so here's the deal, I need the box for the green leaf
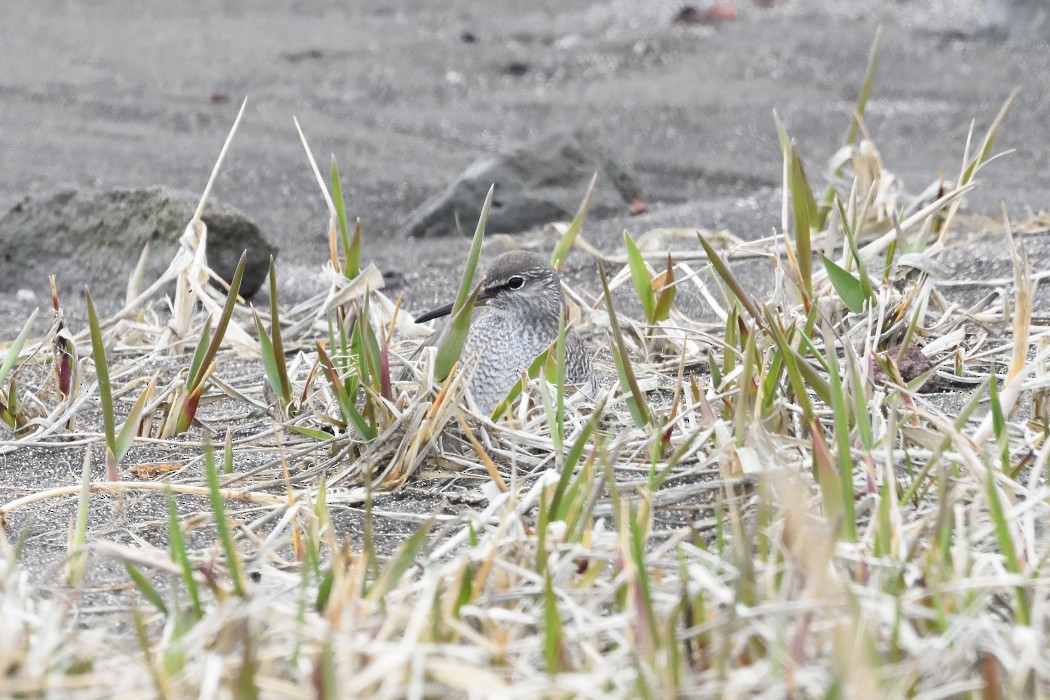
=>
[433,186,493,382]
[599,262,651,428]
[651,253,677,322]
[551,173,596,271]
[114,376,155,461]
[167,488,202,619]
[86,290,116,452]
[253,308,285,403]
[204,442,246,597]
[223,428,234,475]
[0,308,37,387]
[267,256,292,403]
[365,520,432,603]
[819,252,869,313]
[961,89,1019,186]
[697,233,765,328]
[815,27,882,229]
[624,231,656,322]
[187,251,247,394]
[434,282,484,383]
[452,186,492,317]
[820,323,856,541]
[331,157,360,279]
[126,563,168,615]
[317,341,376,440]
[287,424,335,441]
[543,571,564,673]
[836,197,874,300]
[68,447,92,585]
[186,319,212,390]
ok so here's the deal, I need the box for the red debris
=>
[628,197,649,216]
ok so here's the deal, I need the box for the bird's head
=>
[414,250,564,324]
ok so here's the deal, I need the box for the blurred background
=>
[1,0,1047,312]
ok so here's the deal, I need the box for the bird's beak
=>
[414,301,455,323]
[415,280,493,323]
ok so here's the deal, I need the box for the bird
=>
[414,250,593,414]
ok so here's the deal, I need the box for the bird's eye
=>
[507,276,525,290]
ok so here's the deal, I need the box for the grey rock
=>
[987,0,1050,39]
[0,187,276,299]
[401,131,642,238]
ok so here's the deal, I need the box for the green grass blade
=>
[223,428,234,475]
[432,186,493,382]
[988,376,1010,473]
[365,520,432,603]
[821,324,856,541]
[287,424,335,441]
[983,383,1030,624]
[543,571,565,673]
[819,252,868,313]
[843,26,882,147]
[68,445,92,585]
[961,89,1019,186]
[550,396,607,517]
[114,375,155,461]
[598,262,651,428]
[453,185,492,315]
[625,231,656,322]
[330,157,360,278]
[434,282,484,383]
[836,197,874,299]
[204,442,246,597]
[652,253,677,322]
[628,507,658,656]
[187,251,247,394]
[0,308,37,387]
[126,243,151,308]
[166,488,202,619]
[126,563,168,615]
[764,314,815,425]
[267,256,292,403]
[733,326,759,447]
[551,172,596,270]
[489,347,549,420]
[316,341,375,440]
[787,142,815,296]
[359,294,385,395]
[253,308,284,402]
[86,290,116,453]
[697,233,764,327]
[186,319,212,390]
[539,309,569,460]
[816,27,882,228]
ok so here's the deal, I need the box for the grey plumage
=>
[415,251,593,414]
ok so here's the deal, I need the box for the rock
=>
[0,187,276,299]
[874,344,945,393]
[987,0,1050,40]
[401,131,644,238]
